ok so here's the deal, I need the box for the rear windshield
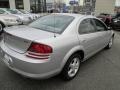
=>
[29,14,74,34]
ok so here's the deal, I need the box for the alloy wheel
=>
[109,38,113,48]
[68,57,80,77]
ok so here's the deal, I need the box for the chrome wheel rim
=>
[68,57,80,77]
[109,38,113,48]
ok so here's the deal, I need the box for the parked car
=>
[0,14,22,33]
[47,8,60,13]
[19,9,40,20]
[97,13,120,30]
[110,13,120,30]
[97,13,112,27]
[0,13,114,80]
[0,8,32,24]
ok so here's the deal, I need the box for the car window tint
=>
[0,9,5,14]
[79,19,96,34]
[93,19,107,31]
[29,15,74,34]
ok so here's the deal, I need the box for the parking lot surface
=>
[0,31,120,90]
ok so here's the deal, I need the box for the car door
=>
[77,18,103,59]
[92,18,111,49]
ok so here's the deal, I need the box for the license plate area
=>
[0,48,13,67]
[4,32,31,53]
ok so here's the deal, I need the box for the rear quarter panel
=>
[35,33,81,72]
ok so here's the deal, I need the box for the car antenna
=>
[53,0,56,38]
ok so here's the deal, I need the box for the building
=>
[95,0,115,15]
[0,0,66,13]
[116,0,120,6]
[0,0,47,13]
[115,6,120,13]
[0,0,116,14]
[0,0,9,8]
[83,0,96,14]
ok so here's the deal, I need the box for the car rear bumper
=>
[0,41,60,79]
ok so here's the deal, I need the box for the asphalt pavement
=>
[0,31,120,90]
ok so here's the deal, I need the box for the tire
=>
[61,53,81,81]
[0,23,3,31]
[0,23,4,34]
[105,37,114,49]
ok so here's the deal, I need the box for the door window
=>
[79,19,96,34]
[93,19,107,31]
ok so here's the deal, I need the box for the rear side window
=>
[93,19,107,31]
[79,19,96,34]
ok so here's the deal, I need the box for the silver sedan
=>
[0,14,22,32]
[0,13,114,80]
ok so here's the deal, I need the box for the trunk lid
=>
[4,26,57,54]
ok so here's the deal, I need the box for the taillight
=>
[26,42,52,59]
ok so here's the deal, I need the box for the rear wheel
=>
[0,23,4,35]
[0,23,3,32]
[61,53,81,81]
[106,37,114,49]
